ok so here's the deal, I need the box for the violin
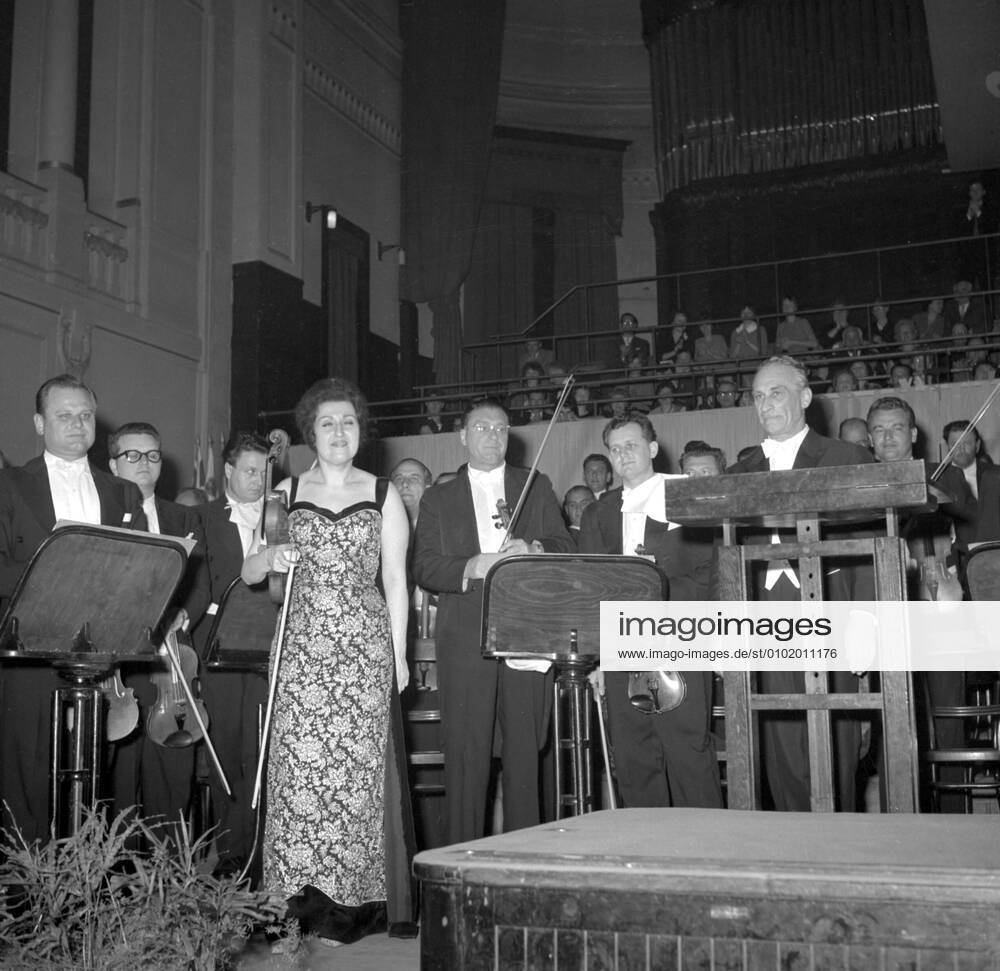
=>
[263,429,291,605]
[100,670,139,741]
[147,629,210,748]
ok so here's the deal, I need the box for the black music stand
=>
[0,524,189,837]
[203,577,277,674]
[482,554,667,817]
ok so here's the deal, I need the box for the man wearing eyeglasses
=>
[413,398,574,844]
[191,430,270,875]
[107,421,210,831]
[0,374,147,842]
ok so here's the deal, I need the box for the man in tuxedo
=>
[389,458,432,530]
[106,421,210,831]
[727,356,873,811]
[412,398,574,843]
[583,453,613,499]
[0,374,146,842]
[562,485,595,547]
[946,281,988,336]
[579,415,723,809]
[193,430,271,872]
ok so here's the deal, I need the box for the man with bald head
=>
[727,356,872,812]
[838,417,870,449]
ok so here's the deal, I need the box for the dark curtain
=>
[553,209,620,368]
[463,202,534,382]
[400,0,506,386]
[327,234,363,382]
[642,0,941,193]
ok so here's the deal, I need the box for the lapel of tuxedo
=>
[792,429,823,470]
[20,456,57,531]
[603,489,624,555]
[90,464,124,526]
[455,471,482,554]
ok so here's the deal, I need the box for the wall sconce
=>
[378,241,405,265]
[305,201,337,229]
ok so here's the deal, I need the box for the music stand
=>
[0,525,189,837]
[482,554,667,817]
[203,577,277,674]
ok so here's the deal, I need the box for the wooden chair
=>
[920,675,1000,814]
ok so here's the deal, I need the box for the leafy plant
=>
[0,807,287,970]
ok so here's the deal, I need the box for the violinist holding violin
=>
[412,397,574,845]
[240,378,414,945]
[193,430,271,875]
[106,422,211,833]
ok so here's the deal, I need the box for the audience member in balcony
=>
[694,320,728,366]
[821,300,851,350]
[715,379,739,408]
[417,396,446,434]
[696,375,717,410]
[525,390,551,424]
[679,440,726,477]
[626,363,655,413]
[849,359,874,391]
[666,350,697,408]
[562,485,595,546]
[738,389,753,407]
[869,298,894,347]
[913,297,946,342]
[614,313,652,371]
[569,383,597,419]
[648,381,687,416]
[583,453,613,499]
[890,363,914,389]
[775,296,819,357]
[835,324,866,358]
[516,338,554,375]
[973,361,997,382]
[830,369,859,394]
[946,280,988,335]
[730,305,769,374]
[956,180,996,289]
[891,318,918,371]
[658,311,695,366]
[510,361,547,421]
[604,386,630,420]
[838,417,870,449]
[965,336,989,375]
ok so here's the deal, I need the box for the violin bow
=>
[162,630,231,796]
[251,560,297,810]
[501,372,576,546]
[929,380,1000,482]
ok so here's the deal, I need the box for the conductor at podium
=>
[726,356,872,811]
[0,374,146,842]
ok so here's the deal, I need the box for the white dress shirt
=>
[759,427,809,590]
[44,451,101,524]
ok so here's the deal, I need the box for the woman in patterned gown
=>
[242,377,412,945]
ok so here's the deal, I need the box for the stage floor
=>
[416,808,1000,970]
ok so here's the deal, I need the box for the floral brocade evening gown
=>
[263,476,394,915]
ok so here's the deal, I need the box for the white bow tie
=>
[227,497,263,531]
[52,457,88,477]
[468,466,505,487]
[760,437,800,467]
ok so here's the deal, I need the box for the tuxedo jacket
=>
[577,486,713,600]
[0,455,147,603]
[196,496,249,605]
[412,466,574,653]
[724,429,874,600]
[154,496,211,627]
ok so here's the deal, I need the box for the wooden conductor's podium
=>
[664,460,930,813]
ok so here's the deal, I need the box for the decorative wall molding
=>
[267,0,297,49]
[0,192,48,229]
[304,60,401,154]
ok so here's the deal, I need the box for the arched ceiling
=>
[498,0,652,140]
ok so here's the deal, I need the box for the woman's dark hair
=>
[295,377,370,448]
